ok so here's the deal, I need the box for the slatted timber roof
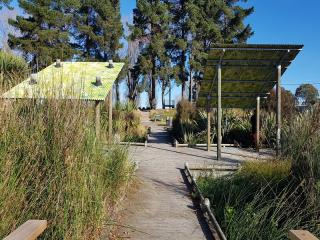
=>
[197,44,303,108]
[2,62,124,101]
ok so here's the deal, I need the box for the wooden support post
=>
[289,230,319,240]
[217,64,222,161]
[108,89,113,143]
[207,108,211,152]
[276,65,282,156]
[95,100,101,139]
[256,96,260,151]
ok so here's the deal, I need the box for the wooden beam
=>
[108,89,113,143]
[289,230,319,240]
[4,220,47,240]
[95,100,101,139]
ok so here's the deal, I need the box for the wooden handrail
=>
[289,230,319,240]
[4,220,47,240]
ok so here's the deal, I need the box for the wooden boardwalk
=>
[117,113,272,239]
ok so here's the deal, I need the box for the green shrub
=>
[108,102,147,142]
[172,106,253,145]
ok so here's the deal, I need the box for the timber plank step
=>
[4,220,47,240]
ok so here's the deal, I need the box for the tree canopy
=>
[8,0,123,69]
[265,87,296,118]
[295,84,319,106]
[130,0,254,109]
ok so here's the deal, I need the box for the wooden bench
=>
[289,230,319,240]
[4,220,47,240]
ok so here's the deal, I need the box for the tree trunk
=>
[162,83,165,109]
[189,68,193,102]
[151,60,156,109]
[181,49,187,99]
[181,81,185,99]
[115,79,120,103]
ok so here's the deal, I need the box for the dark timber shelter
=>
[197,44,303,161]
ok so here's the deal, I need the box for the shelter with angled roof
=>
[197,44,303,160]
[2,60,124,140]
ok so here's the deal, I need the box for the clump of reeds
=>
[0,99,134,239]
[198,159,320,240]
[0,51,29,93]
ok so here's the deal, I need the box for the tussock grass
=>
[0,99,134,239]
[198,159,320,239]
[0,51,29,93]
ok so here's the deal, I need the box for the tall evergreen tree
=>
[190,0,254,100]
[167,0,254,101]
[167,0,195,99]
[72,0,123,61]
[130,0,171,109]
[8,0,76,69]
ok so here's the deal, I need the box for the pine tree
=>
[72,0,123,61]
[166,0,253,101]
[190,0,254,100]
[8,0,76,69]
[167,0,195,100]
[130,0,171,109]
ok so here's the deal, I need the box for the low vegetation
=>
[197,106,320,240]
[149,109,176,122]
[0,57,134,239]
[0,51,28,93]
[110,102,148,142]
[171,100,276,147]
[0,100,134,239]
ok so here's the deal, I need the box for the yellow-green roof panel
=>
[198,44,303,108]
[2,62,124,101]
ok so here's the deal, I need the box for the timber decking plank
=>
[289,230,319,240]
[4,220,47,240]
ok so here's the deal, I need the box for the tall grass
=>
[0,99,134,239]
[197,106,320,239]
[109,102,147,142]
[198,161,320,240]
[282,106,320,205]
[0,51,29,93]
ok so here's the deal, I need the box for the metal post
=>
[95,100,101,139]
[108,89,113,143]
[256,96,260,151]
[276,65,282,156]
[217,64,222,161]
[169,79,172,108]
[207,109,211,152]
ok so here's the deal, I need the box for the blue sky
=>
[242,0,320,92]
